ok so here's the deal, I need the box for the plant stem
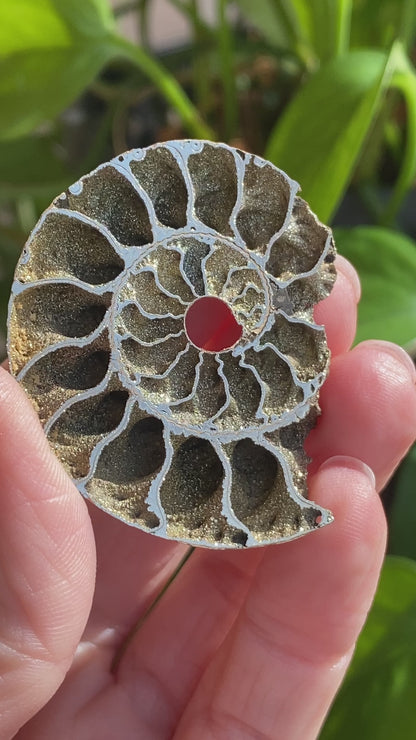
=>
[138,0,151,50]
[111,546,195,674]
[190,0,212,117]
[114,1,141,18]
[169,0,211,34]
[169,0,215,116]
[381,64,416,226]
[109,34,215,140]
[399,0,416,53]
[218,0,237,141]
[334,0,352,57]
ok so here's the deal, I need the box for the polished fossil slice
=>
[7,140,336,548]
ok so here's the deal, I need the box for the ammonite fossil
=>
[8,140,336,548]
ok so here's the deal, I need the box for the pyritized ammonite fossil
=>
[7,140,336,548]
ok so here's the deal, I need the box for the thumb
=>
[0,368,96,738]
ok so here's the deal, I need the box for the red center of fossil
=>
[185,296,243,352]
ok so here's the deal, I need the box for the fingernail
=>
[361,340,416,384]
[318,455,376,488]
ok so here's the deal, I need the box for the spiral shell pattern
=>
[8,140,336,548]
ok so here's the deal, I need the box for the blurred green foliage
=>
[266,47,393,221]
[0,0,416,736]
[335,226,416,347]
[320,557,416,740]
[388,446,416,561]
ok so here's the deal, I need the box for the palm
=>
[1,257,415,740]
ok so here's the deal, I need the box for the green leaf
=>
[382,47,416,225]
[235,0,351,65]
[351,0,416,52]
[320,556,416,740]
[0,0,115,140]
[0,0,71,57]
[306,0,352,62]
[0,45,113,141]
[51,0,115,37]
[334,226,416,349]
[265,48,394,223]
[388,446,416,561]
[0,0,211,142]
[288,0,352,62]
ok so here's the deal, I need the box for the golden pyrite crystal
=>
[8,141,336,548]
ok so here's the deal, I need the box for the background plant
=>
[0,1,415,736]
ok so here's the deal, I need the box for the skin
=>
[0,255,415,740]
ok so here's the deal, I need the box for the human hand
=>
[1,256,415,740]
